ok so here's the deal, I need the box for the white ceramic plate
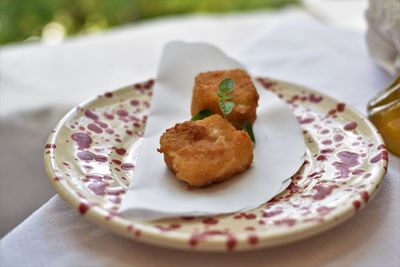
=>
[44,78,388,251]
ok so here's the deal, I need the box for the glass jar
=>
[368,76,400,156]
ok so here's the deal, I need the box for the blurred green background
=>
[0,0,298,45]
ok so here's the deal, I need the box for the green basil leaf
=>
[242,121,256,144]
[221,101,234,115]
[191,109,213,121]
[218,78,235,93]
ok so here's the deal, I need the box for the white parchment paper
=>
[119,41,305,220]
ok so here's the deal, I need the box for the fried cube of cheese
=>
[191,69,259,127]
[159,114,253,187]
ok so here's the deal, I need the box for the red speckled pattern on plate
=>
[44,78,387,251]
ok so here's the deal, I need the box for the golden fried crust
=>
[191,69,259,127]
[159,115,253,187]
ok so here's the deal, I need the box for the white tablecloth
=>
[1,9,399,267]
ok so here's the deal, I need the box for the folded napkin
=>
[119,42,305,220]
[366,0,400,76]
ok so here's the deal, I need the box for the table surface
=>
[1,8,399,267]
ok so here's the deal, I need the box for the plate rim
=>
[44,77,388,251]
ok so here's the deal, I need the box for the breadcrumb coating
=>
[159,115,253,187]
[191,69,259,127]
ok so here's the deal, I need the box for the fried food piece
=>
[159,114,253,187]
[191,69,259,127]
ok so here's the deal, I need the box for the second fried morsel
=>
[191,69,259,127]
[159,114,253,187]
